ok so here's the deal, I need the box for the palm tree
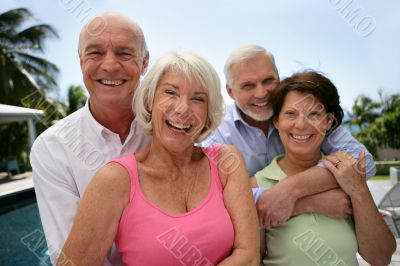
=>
[67,85,87,114]
[378,89,400,114]
[0,7,59,169]
[0,7,59,105]
[345,95,380,131]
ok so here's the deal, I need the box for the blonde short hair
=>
[134,51,224,142]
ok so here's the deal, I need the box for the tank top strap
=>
[108,154,138,202]
[202,144,224,193]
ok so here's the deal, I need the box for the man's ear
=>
[141,51,150,76]
[226,84,235,100]
[79,54,84,72]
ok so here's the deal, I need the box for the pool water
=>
[0,191,51,266]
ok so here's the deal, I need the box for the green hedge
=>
[375,161,400,175]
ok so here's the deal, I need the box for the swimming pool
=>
[0,190,51,266]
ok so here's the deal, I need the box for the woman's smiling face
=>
[274,90,333,160]
[151,70,208,152]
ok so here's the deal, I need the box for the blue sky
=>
[3,0,399,111]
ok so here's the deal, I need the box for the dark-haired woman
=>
[253,71,395,266]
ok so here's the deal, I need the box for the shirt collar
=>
[267,122,278,139]
[82,100,104,137]
[267,155,287,181]
[232,104,244,124]
[82,99,137,140]
[232,104,255,130]
[232,104,276,137]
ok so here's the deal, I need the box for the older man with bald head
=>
[30,13,151,265]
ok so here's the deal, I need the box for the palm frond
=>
[0,55,42,105]
[15,52,59,76]
[10,54,58,91]
[0,7,59,105]
[11,24,59,52]
[0,8,32,34]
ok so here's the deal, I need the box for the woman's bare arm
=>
[324,151,396,266]
[57,163,130,266]
[217,145,260,266]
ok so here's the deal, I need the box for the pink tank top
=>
[110,145,234,266]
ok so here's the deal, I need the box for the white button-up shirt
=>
[30,102,152,265]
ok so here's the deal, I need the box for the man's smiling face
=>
[227,54,279,125]
[79,15,147,110]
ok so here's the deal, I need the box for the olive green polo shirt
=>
[255,156,358,266]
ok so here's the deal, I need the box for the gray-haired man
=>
[204,45,376,228]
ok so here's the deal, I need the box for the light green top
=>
[255,156,359,266]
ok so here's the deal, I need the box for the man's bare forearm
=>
[281,165,339,201]
[256,165,340,228]
[293,189,352,218]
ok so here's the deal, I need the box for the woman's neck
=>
[142,139,203,176]
[278,151,321,176]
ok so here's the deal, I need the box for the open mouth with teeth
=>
[290,134,313,143]
[252,102,268,107]
[166,120,193,133]
[98,79,126,87]
[251,102,270,111]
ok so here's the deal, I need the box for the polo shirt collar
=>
[267,155,287,181]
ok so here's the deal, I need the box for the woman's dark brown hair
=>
[270,71,344,133]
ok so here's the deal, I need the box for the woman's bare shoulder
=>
[218,144,244,169]
[89,162,131,195]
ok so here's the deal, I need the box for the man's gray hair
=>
[224,45,279,86]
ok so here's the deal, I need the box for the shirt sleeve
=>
[30,136,80,264]
[253,167,276,203]
[252,187,267,203]
[320,126,376,179]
